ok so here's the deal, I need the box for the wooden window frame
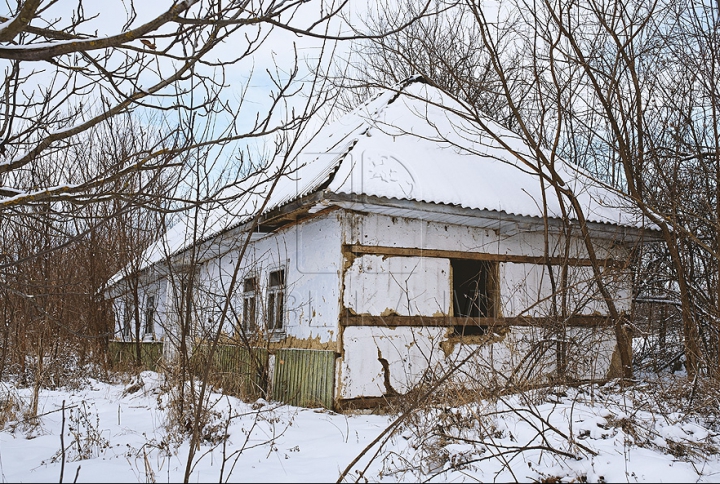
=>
[266,268,286,333]
[122,300,133,341]
[241,275,258,334]
[144,294,156,335]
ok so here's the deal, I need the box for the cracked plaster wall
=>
[337,212,628,400]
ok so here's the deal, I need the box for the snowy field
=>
[0,371,719,483]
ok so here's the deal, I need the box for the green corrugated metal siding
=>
[109,343,336,409]
[108,341,163,371]
[273,349,335,409]
[194,345,268,400]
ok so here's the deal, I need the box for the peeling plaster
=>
[266,334,338,352]
[439,326,510,357]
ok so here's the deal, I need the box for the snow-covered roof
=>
[110,78,644,284]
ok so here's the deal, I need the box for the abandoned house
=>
[105,77,653,410]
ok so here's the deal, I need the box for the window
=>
[122,300,133,340]
[175,276,194,322]
[266,269,285,332]
[242,276,258,333]
[451,259,498,337]
[144,295,156,335]
[451,259,496,318]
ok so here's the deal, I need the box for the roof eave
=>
[322,191,659,243]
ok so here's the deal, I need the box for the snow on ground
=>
[0,372,718,483]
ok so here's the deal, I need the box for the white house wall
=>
[111,207,631,404]
[338,325,617,400]
[113,210,346,351]
[345,212,501,255]
[344,211,624,261]
[343,255,451,317]
[342,212,632,319]
[337,211,629,401]
[499,263,632,317]
[339,326,446,398]
[190,210,345,347]
[113,274,169,341]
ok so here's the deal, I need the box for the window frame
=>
[241,274,258,334]
[122,300,133,341]
[144,294,156,336]
[266,267,286,333]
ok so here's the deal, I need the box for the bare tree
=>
[0,2,281,207]
[482,0,720,377]
[328,0,514,119]
[0,114,170,387]
[342,3,637,378]
[0,0,435,362]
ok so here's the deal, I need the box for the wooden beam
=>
[335,395,400,412]
[260,206,339,233]
[341,315,613,328]
[344,244,622,268]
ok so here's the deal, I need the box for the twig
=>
[688,372,699,411]
[59,400,66,484]
[13,404,79,427]
[497,398,598,457]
